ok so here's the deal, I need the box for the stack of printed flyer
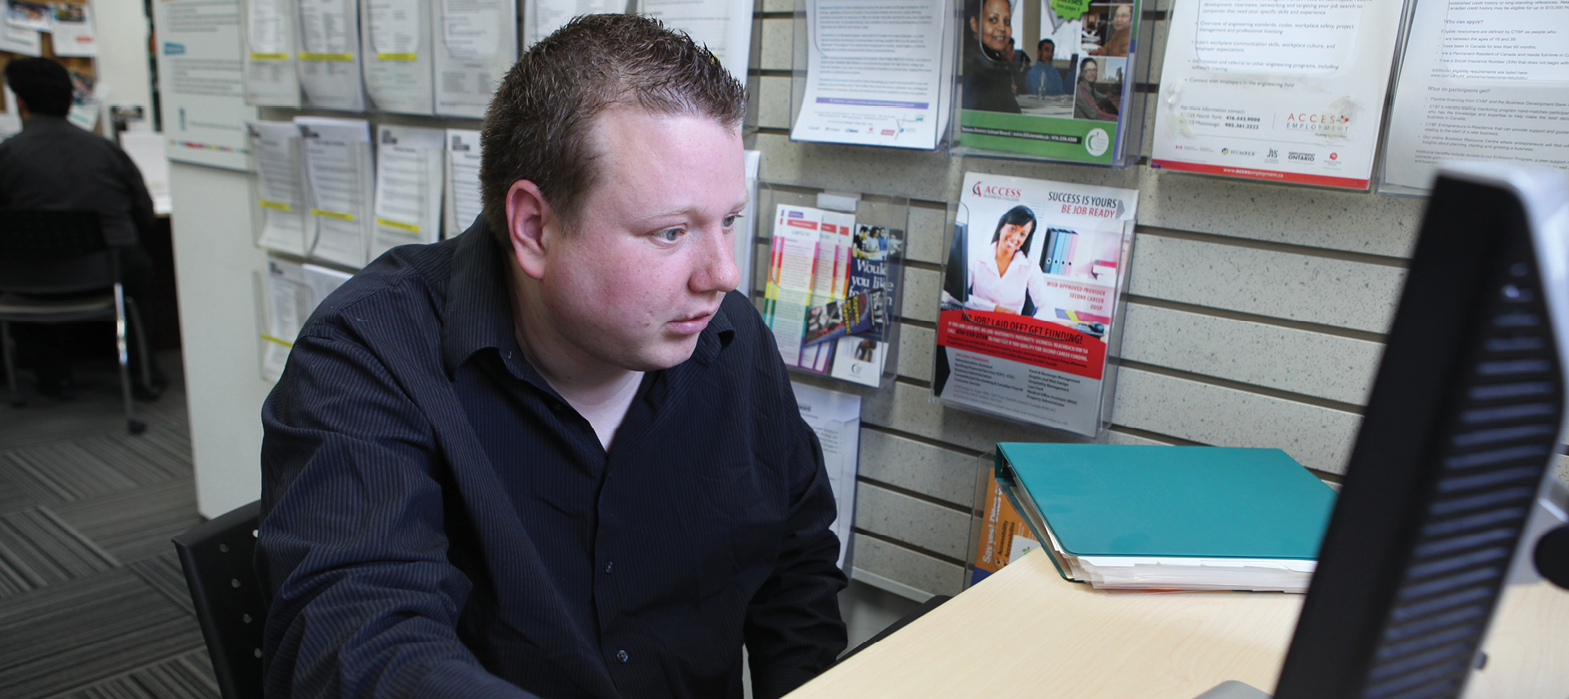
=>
[933,172,1136,437]
[763,203,902,387]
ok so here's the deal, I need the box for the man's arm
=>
[259,330,532,699]
[742,345,850,699]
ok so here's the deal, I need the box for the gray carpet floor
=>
[0,352,219,699]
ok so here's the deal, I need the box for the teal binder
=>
[995,443,1337,585]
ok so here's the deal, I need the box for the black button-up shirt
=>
[258,220,847,699]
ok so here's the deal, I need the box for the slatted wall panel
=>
[743,7,1470,600]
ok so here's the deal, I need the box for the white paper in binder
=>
[372,125,445,258]
[296,116,374,268]
[444,129,484,237]
[360,0,434,114]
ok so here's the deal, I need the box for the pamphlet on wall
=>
[1149,0,1404,190]
[262,256,353,382]
[444,129,484,237]
[1380,0,1569,194]
[967,461,1038,588]
[49,2,97,57]
[296,0,367,111]
[152,0,257,170]
[933,172,1136,438]
[0,18,40,56]
[637,0,752,85]
[763,202,903,387]
[250,120,308,255]
[431,0,516,118]
[5,0,51,32]
[242,0,302,106]
[951,0,1141,165]
[361,0,434,114]
[790,0,953,149]
[296,116,374,268]
[790,381,861,571]
[372,125,445,258]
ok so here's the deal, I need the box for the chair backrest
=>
[0,210,117,295]
[173,501,267,699]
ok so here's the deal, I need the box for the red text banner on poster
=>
[937,310,1108,380]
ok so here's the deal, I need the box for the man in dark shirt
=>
[257,15,848,699]
[0,57,164,398]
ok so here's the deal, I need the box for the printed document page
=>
[250,121,308,255]
[372,125,446,258]
[790,382,861,572]
[1150,0,1404,189]
[242,0,301,106]
[1382,0,1569,192]
[638,0,753,85]
[791,0,952,149]
[296,0,366,110]
[525,0,625,48]
[432,0,516,117]
[361,0,433,114]
[296,116,373,268]
[0,20,40,56]
[444,129,484,237]
[152,0,256,170]
[263,256,310,382]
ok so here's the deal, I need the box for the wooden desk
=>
[788,550,1569,699]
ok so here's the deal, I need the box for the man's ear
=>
[505,180,554,280]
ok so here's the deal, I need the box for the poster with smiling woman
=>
[953,0,1144,166]
[933,171,1137,437]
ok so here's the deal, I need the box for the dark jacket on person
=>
[0,114,156,248]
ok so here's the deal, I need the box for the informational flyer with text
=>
[1381,0,1569,192]
[933,173,1135,437]
[1150,0,1404,189]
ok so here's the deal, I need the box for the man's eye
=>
[722,214,741,228]
[656,228,685,242]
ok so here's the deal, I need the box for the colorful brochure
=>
[933,172,1135,437]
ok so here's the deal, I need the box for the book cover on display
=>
[933,172,1136,437]
[952,0,1144,165]
[763,205,904,387]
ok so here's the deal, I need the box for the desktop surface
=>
[787,549,1569,699]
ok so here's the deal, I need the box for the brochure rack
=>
[754,183,908,390]
[931,173,1137,438]
[947,0,1150,168]
[247,126,310,258]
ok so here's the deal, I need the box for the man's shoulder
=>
[301,238,461,339]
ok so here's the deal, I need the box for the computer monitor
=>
[1265,163,1569,699]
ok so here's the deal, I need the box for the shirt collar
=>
[440,216,737,379]
[20,114,74,133]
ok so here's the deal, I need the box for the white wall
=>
[169,162,273,517]
[92,0,153,118]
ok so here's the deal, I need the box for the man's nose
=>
[693,224,741,294]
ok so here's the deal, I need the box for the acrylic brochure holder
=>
[754,183,907,391]
[300,139,376,270]
[930,178,1137,440]
[248,128,310,258]
[947,1,1150,168]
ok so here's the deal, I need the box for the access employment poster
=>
[1381,0,1569,193]
[933,173,1136,438]
[1150,0,1404,189]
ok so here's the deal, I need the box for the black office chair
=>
[173,501,267,699]
[0,210,154,434]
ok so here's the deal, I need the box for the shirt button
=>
[616,650,629,663]
[604,561,613,574]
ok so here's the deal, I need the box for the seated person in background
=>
[0,57,164,399]
[1090,4,1133,57]
[1073,58,1120,121]
[1025,39,1066,96]
[256,14,847,699]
